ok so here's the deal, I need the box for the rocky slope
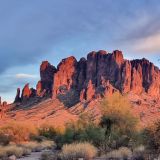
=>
[0,50,160,126]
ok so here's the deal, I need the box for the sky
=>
[0,0,160,102]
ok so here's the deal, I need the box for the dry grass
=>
[103,147,132,159]
[0,121,37,143]
[20,140,55,152]
[60,142,97,160]
[0,145,31,158]
[0,140,55,159]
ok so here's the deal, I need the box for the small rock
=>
[8,155,16,160]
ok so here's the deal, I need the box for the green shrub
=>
[55,124,106,149]
[0,133,11,146]
[38,126,57,139]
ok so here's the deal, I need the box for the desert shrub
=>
[0,145,24,158]
[0,145,32,159]
[55,123,106,149]
[99,93,140,149]
[55,127,75,149]
[0,121,37,143]
[100,93,139,135]
[0,133,11,146]
[60,142,97,160]
[20,140,55,152]
[143,120,160,152]
[38,126,57,139]
[104,147,132,160]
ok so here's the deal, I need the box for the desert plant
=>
[0,145,24,158]
[0,133,11,146]
[99,93,140,149]
[144,120,160,152]
[0,121,37,143]
[20,140,55,152]
[60,142,97,160]
[38,125,57,139]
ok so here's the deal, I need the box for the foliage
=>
[0,145,31,159]
[0,140,55,159]
[0,133,11,146]
[0,121,37,143]
[38,125,57,139]
[99,93,140,149]
[144,120,160,151]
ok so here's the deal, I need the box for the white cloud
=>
[15,73,38,79]
[130,32,160,53]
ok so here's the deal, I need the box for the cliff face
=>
[14,50,160,106]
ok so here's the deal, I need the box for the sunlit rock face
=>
[52,50,160,102]
[21,83,32,101]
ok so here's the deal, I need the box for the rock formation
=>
[14,88,21,103]
[40,61,56,94]
[21,83,32,101]
[14,50,160,106]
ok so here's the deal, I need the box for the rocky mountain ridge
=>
[13,50,160,107]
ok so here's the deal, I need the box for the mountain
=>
[0,50,160,126]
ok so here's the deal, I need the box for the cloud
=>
[130,32,160,53]
[0,0,159,73]
[15,73,38,79]
[124,33,160,54]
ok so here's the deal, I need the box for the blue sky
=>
[0,0,160,102]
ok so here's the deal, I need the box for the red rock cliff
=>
[14,50,160,105]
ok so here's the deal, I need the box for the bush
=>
[0,133,11,146]
[99,93,140,149]
[20,140,55,152]
[144,120,160,151]
[100,93,139,134]
[38,125,57,139]
[55,123,106,149]
[0,121,37,143]
[60,142,97,160]
[0,145,30,158]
